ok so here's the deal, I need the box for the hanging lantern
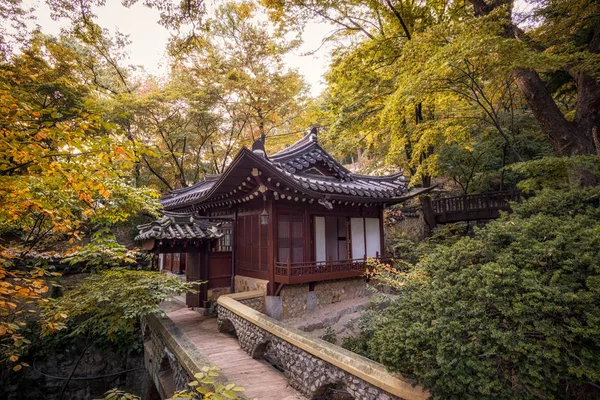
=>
[260,207,269,225]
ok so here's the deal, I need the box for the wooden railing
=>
[274,257,390,284]
[431,191,519,223]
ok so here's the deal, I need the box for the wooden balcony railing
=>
[431,191,519,223]
[274,256,390,284]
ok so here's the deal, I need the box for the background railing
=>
[431,191,519,223]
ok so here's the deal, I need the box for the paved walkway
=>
[164,305,306,400]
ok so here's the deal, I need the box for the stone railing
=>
[142,313,237,399]
[224,289,265,313]
[217,295,430,400]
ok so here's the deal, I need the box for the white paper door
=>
[350,218,365,259]
[365,218,381,258]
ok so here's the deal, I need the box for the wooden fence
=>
[431,191,519,224]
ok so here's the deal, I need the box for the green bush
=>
[368,157,600,399]
[320,325,338,344]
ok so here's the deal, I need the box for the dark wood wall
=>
[234,200,269,280]
[207,252,232,289]
[274,202,382,263]
[204,199,385,296]
[185,245,209,308]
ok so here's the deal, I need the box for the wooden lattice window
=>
[216,223,232,252]
[277,213,304,263]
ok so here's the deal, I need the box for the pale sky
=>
[26,0,334,96]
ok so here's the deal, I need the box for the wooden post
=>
[267,196,276,296]
[287,258,291,280]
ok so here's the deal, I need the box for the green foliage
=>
[63,236,139,270]
[0,33,160,368]
[41,269,192,342]
[508,155,600,192]
[96,388,141,400]
[341,306,384,359]
[172,366,248,400]
[367,163,600,398]
[319,325,337,344]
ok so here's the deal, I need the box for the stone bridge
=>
[141,291,429,400]
[217,291,429,400]
[141,313,222,399]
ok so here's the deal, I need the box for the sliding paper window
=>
[350,217,381,259]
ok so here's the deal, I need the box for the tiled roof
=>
[268,131,352,179]
[159,131,410,210]
[136,212,222,241]
[292,172,407,198]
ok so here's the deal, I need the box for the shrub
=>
[320,325,337,344]
[369,184,600,399]
[368,157,600,399]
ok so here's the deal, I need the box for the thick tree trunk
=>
[471,0,600,156]
[514,68,598,155]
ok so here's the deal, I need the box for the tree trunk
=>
[513,68,598,155]
[471,1,600,156]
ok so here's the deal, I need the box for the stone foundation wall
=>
[279,278,367,319]
[314,278,366,307]
[280,283,309,318]
[234,275,269,293]
[217,298,429,400]
[387,208,426,242]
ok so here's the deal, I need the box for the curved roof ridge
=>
[270,132,316,159]
[348,171,406,180]
[166,178,215,196]
[136,211,222,241]
[269,134,353,180]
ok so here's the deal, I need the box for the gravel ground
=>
[284,296,372,343]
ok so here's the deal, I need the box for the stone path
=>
[165,305,306,400]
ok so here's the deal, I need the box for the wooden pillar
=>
[304,202,311,263]
[267,197,276,296]
[201,242,209,305]
[378,206,385,258]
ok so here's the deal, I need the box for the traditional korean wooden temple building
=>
[137,129,424,318]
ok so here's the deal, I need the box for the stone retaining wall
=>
[217,296,429,400]
[234,275,269,293]
[280,278,367,319]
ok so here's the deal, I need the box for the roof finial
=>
[309,126,318,142]
[252,138,266,157]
